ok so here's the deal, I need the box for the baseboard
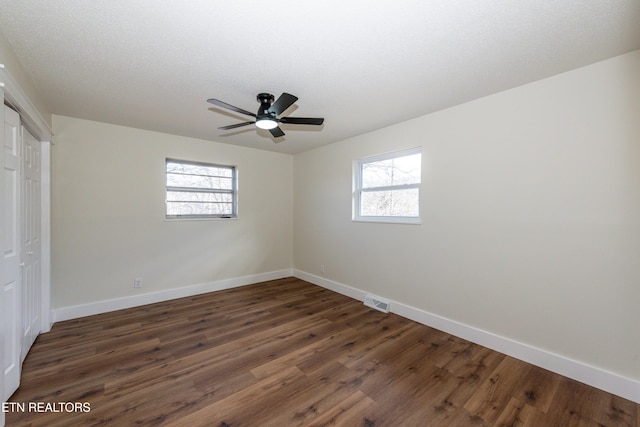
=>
[52,269,294,323]
[294,269,640,404]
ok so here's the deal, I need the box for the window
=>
[354,147,421,223]
[166,158,237,219]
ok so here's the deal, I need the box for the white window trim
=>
[165,158,238,220]
[353,147,422,224]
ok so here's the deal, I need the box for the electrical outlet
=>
[320,265,325,274]
[134,277,143,288]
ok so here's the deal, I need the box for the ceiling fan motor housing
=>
[257,93,275,117]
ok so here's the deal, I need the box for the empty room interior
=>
[1,1,639,426]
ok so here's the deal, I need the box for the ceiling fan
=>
[207,92,324,138]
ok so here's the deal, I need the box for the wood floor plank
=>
[463,356,533,424]
[439,408,492,427]
[513,364,561,413]
[164,366,308,427]
[79,376,200,426]
[305,390,376,427]
[492,398,541,426]
[250,362,368,426]
[440,346,505,408]
[250,326,360,380]
[6,277,638,426]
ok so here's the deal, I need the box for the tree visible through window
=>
[354,148,421,222]
[166,158,237,219]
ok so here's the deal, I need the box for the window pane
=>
[166,191,233,203]
[361,153,421,189]
[166,161,233,178]
[166,172,233,190]
[167,194,233,215]
[361,188,419,217]
[166,201,233,216]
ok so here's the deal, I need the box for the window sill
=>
[165,216,238,222]
[352,216,421,225]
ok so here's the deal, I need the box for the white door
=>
[2,105,22,399]
[21,127,41,360]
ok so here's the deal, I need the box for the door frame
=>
[0,65,52,334]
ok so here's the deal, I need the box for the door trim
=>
[0,65,51,142]
[0,66,52,334]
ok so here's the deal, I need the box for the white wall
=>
[293,51,640,382]
[52,115,293,310]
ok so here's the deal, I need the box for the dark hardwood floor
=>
[6,277,638,426]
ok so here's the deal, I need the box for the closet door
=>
[2,105,22,399]
[21,127,41,359]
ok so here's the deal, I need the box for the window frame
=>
[353,147,422,224]
[165,158,238,220]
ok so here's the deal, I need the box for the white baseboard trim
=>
[52,269,294,323]
[294,269,640,404]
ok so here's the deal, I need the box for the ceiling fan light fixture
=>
[255,118,278,130]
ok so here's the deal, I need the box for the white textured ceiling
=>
[1,1,639,154]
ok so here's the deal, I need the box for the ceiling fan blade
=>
[218,121,255,130]
[279,117,324,126]
[269,126,285,138]
[207,98,256,117]
[268,93,298,116]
